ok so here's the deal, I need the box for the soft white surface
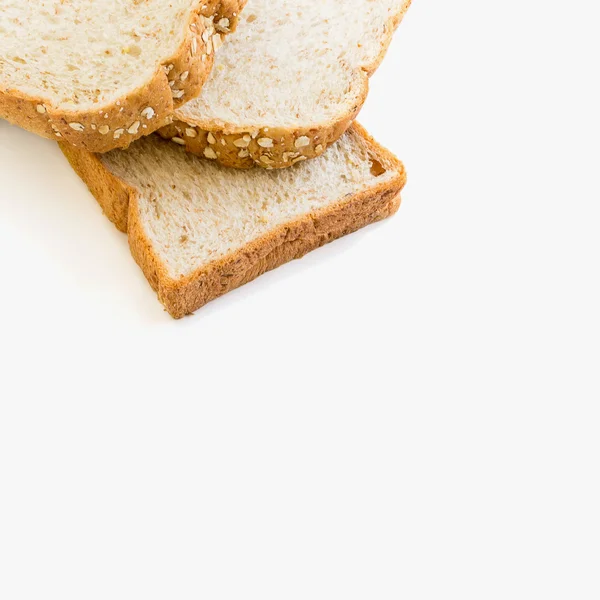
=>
[102,130,395,277]
[0,0,198,108]
[2,2,600,599]
[177,0,406,127]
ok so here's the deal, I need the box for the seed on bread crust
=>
[295,136,310,148]
[204,147,218,159]
[69,122,85,131]
[172,137,186,145]
[258,138,273,148]
[141,107,155,119]
[282,152,300,163]
[233,135,251,148]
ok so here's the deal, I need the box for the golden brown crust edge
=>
[157,95,364,171]
[157,0,411,170]
[59,142,133,233]
[362,0,412,77]
[59,123,406,318]
[0,1,246,154]
[132,184,403,318]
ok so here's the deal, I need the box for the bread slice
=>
[158,0,411,170]
[0,0,246,153]
[60,124,405,318]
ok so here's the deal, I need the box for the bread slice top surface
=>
[174,0,410,131]
[1,0,207,110]
[100,125,403,279]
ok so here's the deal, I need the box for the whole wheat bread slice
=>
[158,0,411,170]
[0,0,245,152]
[60,124,406,318]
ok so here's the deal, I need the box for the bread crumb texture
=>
[101,126,402,279]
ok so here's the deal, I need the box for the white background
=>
[1,1,599,598]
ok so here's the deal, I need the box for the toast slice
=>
[0,0,246,152]
[158,0,411,169]
[60,124,406,318]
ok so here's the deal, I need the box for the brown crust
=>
[157,96,363,170]
[158,0,411,170]
[59,123,406,318]
[0,1,246,154]
[132,184,403,318]
[59,142,133,233]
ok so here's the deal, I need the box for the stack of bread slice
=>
[1,0,411,318]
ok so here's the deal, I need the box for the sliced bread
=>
[60,124,406,318]
[0,0,246,152]
[158,0,411,169]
